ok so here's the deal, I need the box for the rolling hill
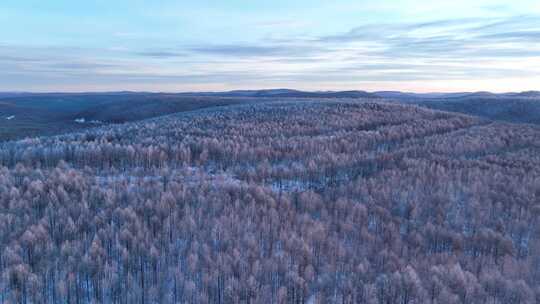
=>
[0,99,539,303]
[2,89,539,142]
[387,95,540,125]
[0,93,253,141]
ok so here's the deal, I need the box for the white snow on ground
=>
[75,118,102,124]
[6,115,15,120]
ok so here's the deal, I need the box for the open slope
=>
[0,100,539,303]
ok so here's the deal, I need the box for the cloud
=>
[136,51,185,58]
[47,62,119,70]
[137,43,326,60]
[0,55,44,63]
[1,14,539,91]
[316,15,540,63]
[410,18,481,30]
[188,44,324,58]
[477,31,540,41]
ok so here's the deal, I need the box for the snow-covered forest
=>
[0,100,539,303]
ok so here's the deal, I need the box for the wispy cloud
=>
[136,51,186,58]
[188,44,325,58]
[1,14,539,92]
[313,15,540,66]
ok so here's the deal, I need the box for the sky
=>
[1,0,539,93]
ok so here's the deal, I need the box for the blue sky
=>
[1,0,539,92]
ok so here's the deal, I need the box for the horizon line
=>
[2,88,539,95]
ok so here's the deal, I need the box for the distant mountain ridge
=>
[373,90,540,99]
[3,89,538,99]
[504,91,540,98]
[163,89,540,99]
[178,89,379,98]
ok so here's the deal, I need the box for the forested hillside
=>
[2,91,540,142]
[0,100,539,303]
[0,93,250,141]
[388,95,540,125]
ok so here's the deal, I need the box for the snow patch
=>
[74,118,102,124]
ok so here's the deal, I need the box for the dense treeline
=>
[0,100,539,303]
[406,96,540,125]
[0,93,252,141]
